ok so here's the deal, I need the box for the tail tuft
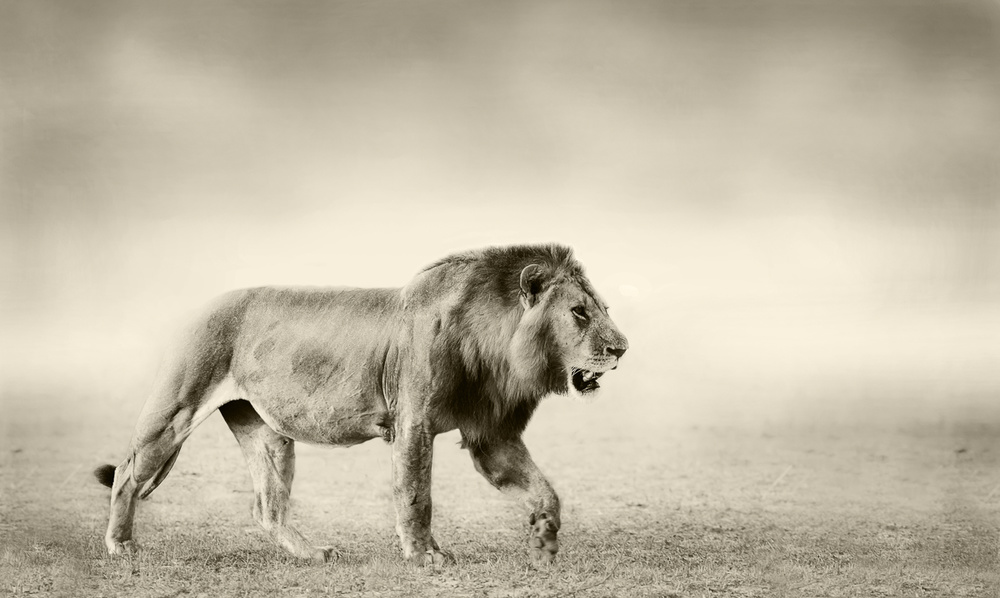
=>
[94,464,116,488]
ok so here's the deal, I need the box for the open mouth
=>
[571,368,604,394]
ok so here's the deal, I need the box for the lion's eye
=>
[571,306,588,321]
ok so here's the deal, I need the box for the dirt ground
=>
[2,380,999,598]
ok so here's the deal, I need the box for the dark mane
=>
[429,244,584,447]
[467,244,582,307]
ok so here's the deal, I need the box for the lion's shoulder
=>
[402,258,472,312]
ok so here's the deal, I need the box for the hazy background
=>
[2,0,999,426]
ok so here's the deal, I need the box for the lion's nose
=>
[605,345,627,359]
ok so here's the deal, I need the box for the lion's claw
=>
[528,513,559,565]
[106,538,139,557]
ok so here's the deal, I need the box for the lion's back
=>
[229,285,406,366]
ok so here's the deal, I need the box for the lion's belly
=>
[225,286,405,445]
[233,346,393,445]
[245,388,391,446]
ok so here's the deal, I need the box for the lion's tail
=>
[92,448,180,499]
[94,464,116,488]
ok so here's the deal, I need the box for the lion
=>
[94,243,628,565]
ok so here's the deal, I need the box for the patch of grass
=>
[2,391,998,597]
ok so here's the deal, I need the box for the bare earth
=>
[2,383,998,598]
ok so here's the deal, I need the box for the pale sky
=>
[2,1,998,418]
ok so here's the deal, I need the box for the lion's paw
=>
[425,547,456,566]
[105,538,139,557]
[528,513,558,565]
[313,546,339,563]
[406,548,455,567]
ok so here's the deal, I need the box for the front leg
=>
[467,436,561,564]
[391,421,454,565]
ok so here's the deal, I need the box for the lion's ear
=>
[519,264,546,308]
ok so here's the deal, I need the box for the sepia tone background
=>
[2,1,999,596]
[3,1,998,423]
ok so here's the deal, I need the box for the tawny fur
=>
[96,243,628,565]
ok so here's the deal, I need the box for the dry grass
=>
[2,384,999,597]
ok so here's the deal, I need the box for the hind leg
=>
[220,400,332,562]
[104,372,236,555]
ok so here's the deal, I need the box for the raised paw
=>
[528,513,559,565]
[105,538,139,557]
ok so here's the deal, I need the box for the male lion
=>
[95,244,628,565]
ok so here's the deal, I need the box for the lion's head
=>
[508,253,628,399]
[424,244,628,443]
